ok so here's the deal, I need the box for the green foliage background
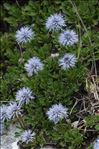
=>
[0,0,99,148]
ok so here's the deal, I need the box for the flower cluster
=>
[0,105,8,122]
[16,26,34,44]
[59,53,77,70]
[21,130,35,144]
[46,13,65,31]
[45,13,78,71]
[24,57,44,77]
[0,86,35,123]
[47,104,68,124]
[59,30,78,46]
[0,87,36,143]
[7,102,22,119]
[46,14,78,47]
[16,87,35,106]
[1,12,79,146]
[45,14,78,124]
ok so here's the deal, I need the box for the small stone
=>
[72,121,79,128]
[12,140,19,149]
[1,124,20,149]
[51,53,59,58]
[94,138,99,149]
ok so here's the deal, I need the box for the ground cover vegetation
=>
[0,0,99,149]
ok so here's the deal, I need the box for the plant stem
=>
[16,115,26,129]
[77,23,82,58]
[18,44,23,58]
[69,0,97,75]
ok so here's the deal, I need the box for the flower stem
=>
[16,115,26,129]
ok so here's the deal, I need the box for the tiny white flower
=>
[46,13,65,31]
[0,105,8,122]
[16,26,34,44]
[16,87,35,106]
[59,30,78,46]
[7,102,22,119]
[24,57,44,77]
[94,138,99,149]
[47,103,68,124]
[51,53,59,58]
[59,53,77,70]
[21,130,35,144]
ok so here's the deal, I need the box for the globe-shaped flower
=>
[24,57,44,77]
[16,26,34,44]
[47,103,68,124]
[59,53,77,70]
[7,102,22,119]
[46,13,65,31]
[16,87,35,106]
[21,130,35,144]
[0,105,8,122]
[59,30,78,46]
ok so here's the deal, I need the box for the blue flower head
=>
[21,130,35,144]
[47,103,68,124]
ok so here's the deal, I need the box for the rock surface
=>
[1,124,55,149]
[94,138,99,149]
[1,124,20,149]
